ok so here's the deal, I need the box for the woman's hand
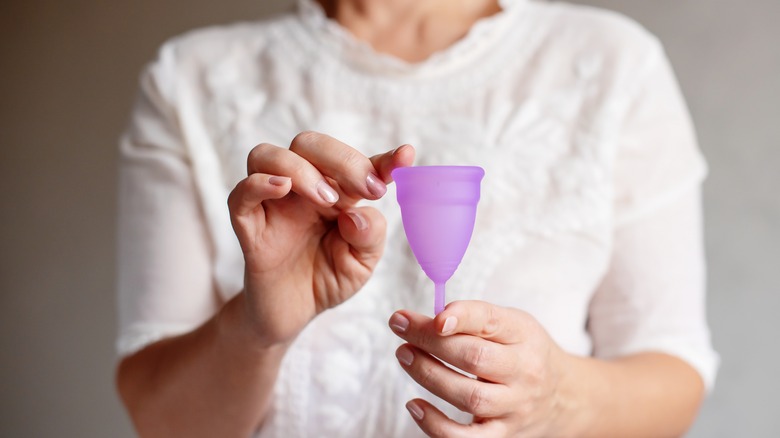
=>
[389,300,575,437]
[229,131,414,348]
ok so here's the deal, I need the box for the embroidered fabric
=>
[295,0,527,76]
[116,1,718,437]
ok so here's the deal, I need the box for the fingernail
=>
[316,180,339,204]
[396,347,414,366]
[406,401,424,420]
[441,316,458,335]
[346,210,368,231]
[268,176,290,186]
[389,313,409,333]
[366,173,387,198]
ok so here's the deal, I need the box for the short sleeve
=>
[612,39,707,225]
[587,42,719,389]
[116,46,219,358]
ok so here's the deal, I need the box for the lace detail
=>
[295,0,528,76]
[279,0,546,111]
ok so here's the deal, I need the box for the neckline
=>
[295,0,529,79]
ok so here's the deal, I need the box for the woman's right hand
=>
[227,131,414,348]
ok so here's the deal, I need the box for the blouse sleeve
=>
[116,46,219,358]
[587,40,719,390]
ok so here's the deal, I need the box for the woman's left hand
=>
[389,300,575,437]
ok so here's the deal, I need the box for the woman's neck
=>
[316,0,502,63]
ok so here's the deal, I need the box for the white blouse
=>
[116,0,718,436]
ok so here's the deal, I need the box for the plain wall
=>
[0,0,777,436]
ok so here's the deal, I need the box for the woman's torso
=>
[161,1,660,435]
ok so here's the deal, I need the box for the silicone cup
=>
[392,166,485,315]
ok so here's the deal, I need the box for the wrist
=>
[216,292,292,356]
[549,351,599,436]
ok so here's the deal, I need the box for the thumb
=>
[337,206,387,267]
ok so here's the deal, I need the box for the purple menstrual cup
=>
[391,166,485,315]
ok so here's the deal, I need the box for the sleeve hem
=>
[115,322,196,359]
[614,159,707,228]
[595,342,720,393]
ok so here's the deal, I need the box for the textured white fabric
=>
[116,0,718,436]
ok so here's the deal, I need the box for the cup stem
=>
[434,282,446,315]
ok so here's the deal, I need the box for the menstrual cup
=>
[392,166,485,315]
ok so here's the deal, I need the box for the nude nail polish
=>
[347,211,368,231]
[316,180,339,204]
[406,401,424,420]
[396,347,414,366]
[366,173,387,198]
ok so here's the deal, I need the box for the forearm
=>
[560,352,705,437]
[116,293,288,437]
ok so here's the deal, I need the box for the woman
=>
[115,0,718,436]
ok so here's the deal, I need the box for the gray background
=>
[1,0,777,436]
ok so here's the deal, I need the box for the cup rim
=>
[392,165,485,180]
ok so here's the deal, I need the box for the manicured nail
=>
[441,316,458,335]
[346,210,368,231]
[268,176,290,186]
[366,173,387,198]
[316,180,339,204]
[389,313,409,333]
[406,401,424,420]
[396,347,414,366]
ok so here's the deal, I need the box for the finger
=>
[227,173,292,217]
[247,142,340,208]
[369,143,416,183]
[288,131,388,200]
[434,300,528,344]
[318,207,387,292]
[227,173,292,252]
[406,399,504,438]
[396,344,515,418]
[389,311,518,382]
[336,206,387,263]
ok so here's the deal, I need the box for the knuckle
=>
[227,175,260,213]
[226,185,240,211]
[248,142,273,161]
[480,305,500,338]
[465,385,492,416]
[337,147,365,170]
[516,399,534,419]
[418,361,437,388]
[529,366,547,389]
[246,172,266,188]
[227,175,247,198]
[508,350,524,377]
[290,130,319,151]
[247,143,275,172]
[523,353,547,386]
[464,343,489,374]
[516,308,535,329]
[445,300,465,314]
